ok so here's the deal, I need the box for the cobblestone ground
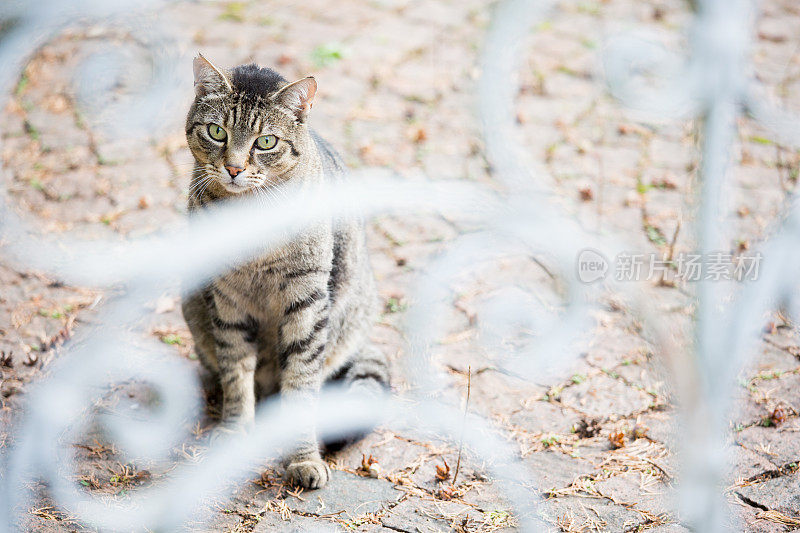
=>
[2,0,800,531]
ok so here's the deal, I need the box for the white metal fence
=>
[1,0,797,531]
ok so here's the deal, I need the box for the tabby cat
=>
[181,55,389,489]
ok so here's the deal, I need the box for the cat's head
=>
[186,54,316,195]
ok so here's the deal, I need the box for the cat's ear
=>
[273,77,316,122]
[193,54,232,97]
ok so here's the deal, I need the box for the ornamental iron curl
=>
[1,0,798,532]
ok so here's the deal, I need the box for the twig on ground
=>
[453,365,471,485]
[659,218,681,287]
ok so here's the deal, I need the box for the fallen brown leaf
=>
[435,459,450,482]
[361,453,377,470]
[608,431,625,449]
[437,485,455,500]
[770,405,787,427]
[408,126,427,143]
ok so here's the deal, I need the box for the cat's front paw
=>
[285,458,331,489]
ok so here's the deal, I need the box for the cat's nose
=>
[225,165,245,178]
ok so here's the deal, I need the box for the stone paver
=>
[251,513,341,533]
[536,496,644,532]
[737,473,800,521]
[735,423,800,467]
[522,451,596,494]
[559,374,652,419]
[284,470,402,516]
[380,498,485,533]
[2,0,800,532]
[594,472,675,516]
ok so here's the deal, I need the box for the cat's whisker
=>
[190,173,217,201]
[189,170,211,182]
[253,184,270,210]
[195,178,215,201]
[188,175,213,195]
[265,179,289,204]
[187,179,208,194]
[260,179,284,205]
[253,183,269,204]
[256,182,278,208]
[188,172,209,182]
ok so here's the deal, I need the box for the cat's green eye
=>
[207,123,227,141]
[255,134,278,150]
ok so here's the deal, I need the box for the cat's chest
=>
[216,261,283,313]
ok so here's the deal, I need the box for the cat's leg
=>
[181,286,218,374]
[182,287,224,406]
[278,282,331,489]
[254,337,281,400]
[210,284,259,433]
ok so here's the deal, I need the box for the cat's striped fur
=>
[181,56,389,489]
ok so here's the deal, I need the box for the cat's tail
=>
[322,348,390,453]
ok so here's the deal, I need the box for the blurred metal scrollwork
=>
[1,0,799,532]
